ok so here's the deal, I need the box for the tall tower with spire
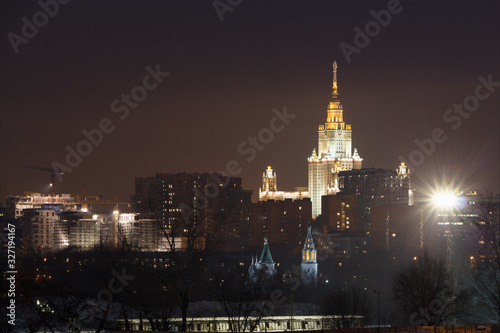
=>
[301,225,318,286]
[308,62,362,218]
[261,166,277,192]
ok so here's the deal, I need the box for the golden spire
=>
[332,61,338,99]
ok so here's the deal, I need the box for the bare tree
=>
[392,251,469,326]
[14,254,85,333]
[131,263,179,331]
[466,193,500,321]
[143,196,224,331]
[213,266,275,332]
[320,284,370,328]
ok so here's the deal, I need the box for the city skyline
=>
[1,1,499,203]
[2,2,500,330]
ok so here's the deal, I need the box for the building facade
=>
[134,172,252,251]
[7,192,81,219]
[316,231,369,259]
[338,163,414,234]
[321,194,358,232]
[308,62,363,218]
[371,205,424,262]
[259,166,309,202]
[250,198,311,253]
[21,209,68,253]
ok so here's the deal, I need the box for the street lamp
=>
[432,192,458,210]
[432,191,459,284]
[372,290,382,332]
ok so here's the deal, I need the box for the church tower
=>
[249,235,277,283]
[301,225,318,286]
[308,62,363,218]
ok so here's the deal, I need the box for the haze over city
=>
[1,1,498,201]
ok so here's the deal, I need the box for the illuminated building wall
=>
[117,213,186,252]
[21,209,67,254]
[308,62,362,218]
[7,193,80,218]
[259,166,309,202]
[321,194,358,232]
[68,217,101,251]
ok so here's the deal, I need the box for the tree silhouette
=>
[392,251,469,326]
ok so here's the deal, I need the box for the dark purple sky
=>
[1,1,499,203]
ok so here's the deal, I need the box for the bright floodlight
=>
[432,192,457,209]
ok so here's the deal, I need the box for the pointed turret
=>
[249,235,277,283]
[259,235,273,263]
[301,225,318,286]
[302,226,316,263]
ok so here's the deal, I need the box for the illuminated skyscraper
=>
[308,62,362,218]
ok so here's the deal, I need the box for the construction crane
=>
[70,187,133,212]
[23,165,65,194]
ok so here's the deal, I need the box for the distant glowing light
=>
[432,192,458,209]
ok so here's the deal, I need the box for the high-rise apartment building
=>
[338,163,414,234]
[371,205,423,262]
[21,209,68,253]
[134,172,252,251]
[321,194,358,232]
[250,198,311,253]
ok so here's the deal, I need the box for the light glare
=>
[432,192,457,209]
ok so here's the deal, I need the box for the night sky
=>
[1,0,499,203]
